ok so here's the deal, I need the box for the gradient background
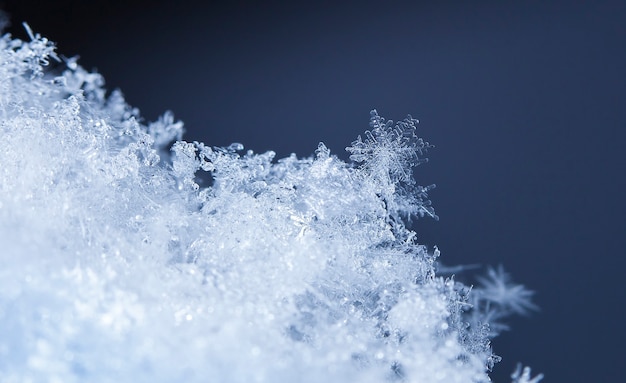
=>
[4,1,625,381]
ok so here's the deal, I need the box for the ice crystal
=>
[511,364,544,383]
[346,110,436,221]
[0,25,538,382]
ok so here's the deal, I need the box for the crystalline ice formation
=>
[0,25,536,382]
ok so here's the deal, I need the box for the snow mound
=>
[0,25,538,382]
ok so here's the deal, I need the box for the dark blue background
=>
[5,1,625,381]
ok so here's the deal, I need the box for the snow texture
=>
[0,25,539,382]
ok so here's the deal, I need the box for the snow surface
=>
[0,25,541,382]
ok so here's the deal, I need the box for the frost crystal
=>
[0,25,538,382]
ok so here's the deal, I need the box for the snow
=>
[0,25,540,382]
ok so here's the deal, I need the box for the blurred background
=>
[3,1,624,381]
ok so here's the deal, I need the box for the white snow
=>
[0,25,539,382]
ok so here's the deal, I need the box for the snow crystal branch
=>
[511,364,544,383]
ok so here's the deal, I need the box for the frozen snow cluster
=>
[0,25,542,382]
